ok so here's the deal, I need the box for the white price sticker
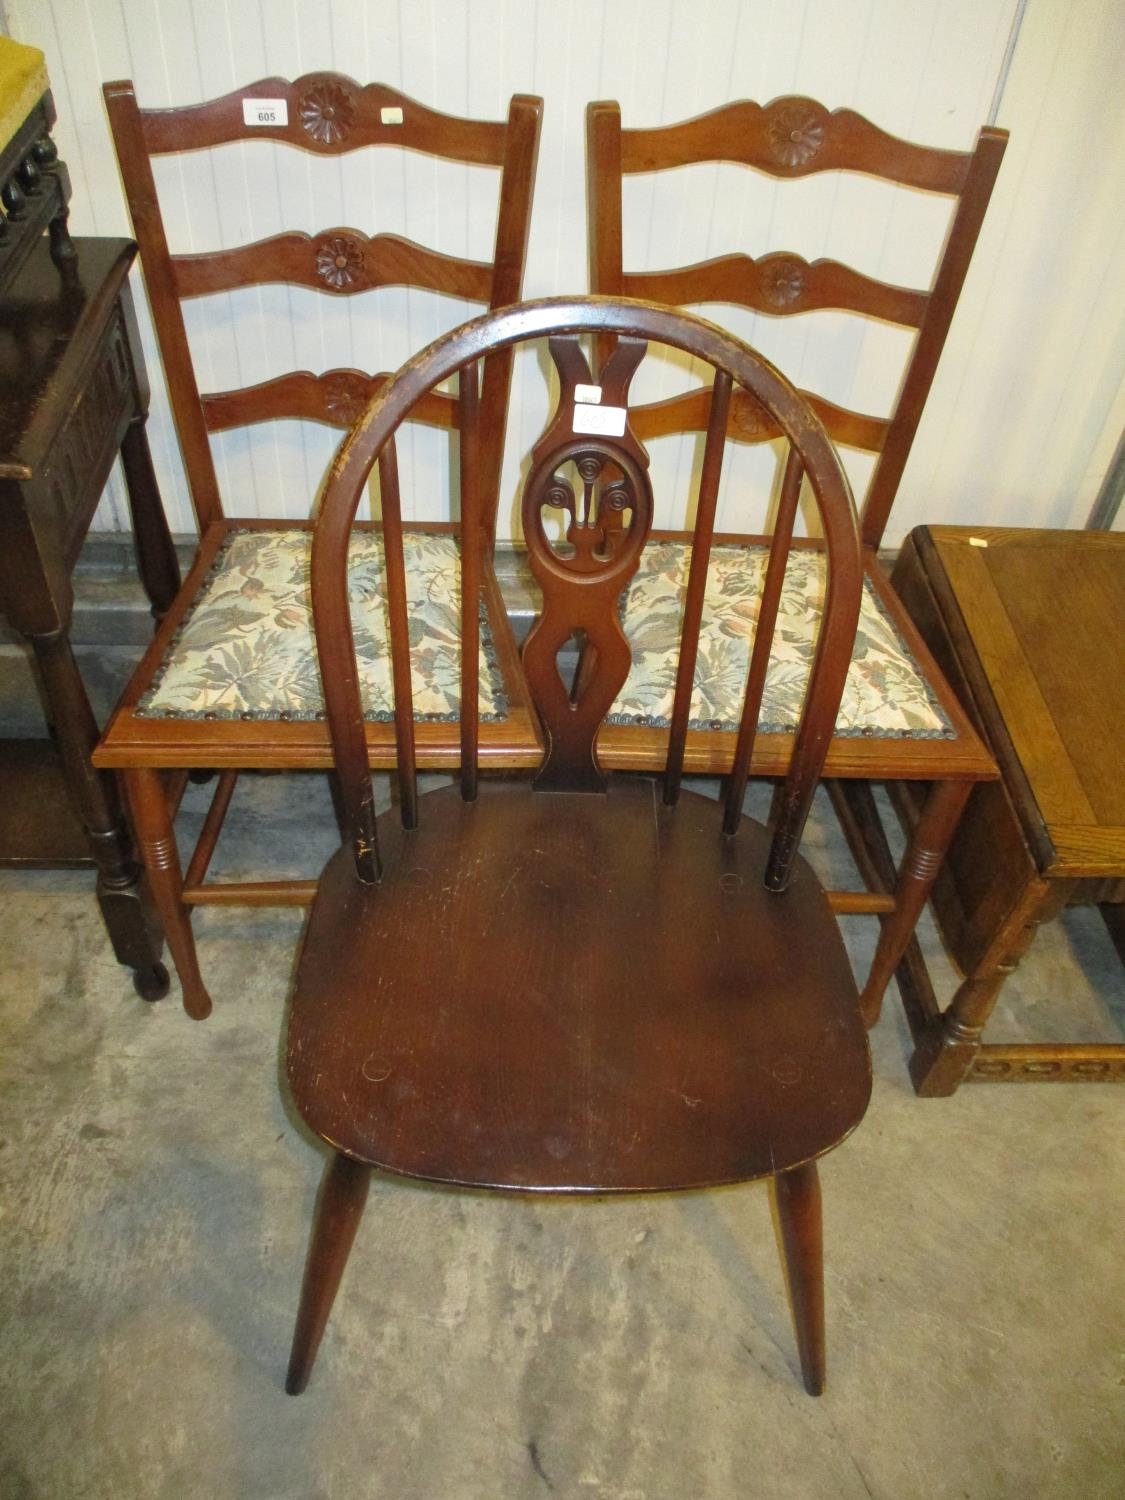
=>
[380,106,404,125]
[573,404,627,437]
[242,98,288,127]
[575,383,602,405]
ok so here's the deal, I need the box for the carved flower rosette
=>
[764,101,827,169]
[730,395,776,443]
[762,255,806,308]
[298,80,356,146]
[316,234,366,291]
[322,372,371,426]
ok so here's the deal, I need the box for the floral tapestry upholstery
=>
[608,541,951,738]
[138,529,507,723]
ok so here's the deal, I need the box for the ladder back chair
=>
[282,296,872,1397]
[94,75,543,1018]
[587,96,1005,1030]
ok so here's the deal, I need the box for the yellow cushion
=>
[0,37,49,152]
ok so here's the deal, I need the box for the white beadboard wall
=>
[3,0,1122,541]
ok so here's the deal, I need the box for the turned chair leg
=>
[860,778,970,1027]
[125,766,213,1020]
[773,1160,826,1396]
[287,1152,372,1395]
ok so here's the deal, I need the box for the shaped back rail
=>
[587,96,1006,549]
[310,298,862,893]
[104,74,541,534]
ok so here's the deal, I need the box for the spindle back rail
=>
[311,296,863,890]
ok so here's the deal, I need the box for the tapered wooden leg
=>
[125,766,212,1020]
[774,1161,825,1396]
[120,415,181,621]
[860,778,971,1027]
[287,1153,372,1395]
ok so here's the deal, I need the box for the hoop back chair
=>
[93,76,542,1016]
[282,297,872,1397]
[587,97,1005,1030]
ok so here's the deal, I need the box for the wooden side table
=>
[892,526,1125,1092]
[0,236,181,997]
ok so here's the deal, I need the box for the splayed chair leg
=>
[286,1152,371,1395]
[125,766,212,1019]
[773,1160,826,1396]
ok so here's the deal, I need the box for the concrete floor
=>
[1,762,1123,1500]
[0,546,1122,1496]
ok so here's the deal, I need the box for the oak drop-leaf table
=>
[892,525,1125,1091]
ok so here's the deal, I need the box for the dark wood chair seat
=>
[290,777,871,1192]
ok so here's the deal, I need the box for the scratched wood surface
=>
[289,778,872,1191]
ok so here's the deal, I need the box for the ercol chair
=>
[281,297,872,1397]
[586,96,1006,1029]
[94,75,543,1016]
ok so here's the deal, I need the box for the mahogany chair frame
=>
[586,96,1006,1032]
[283,296,872,1397]
[94,75,543,1017]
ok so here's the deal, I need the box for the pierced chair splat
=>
[586,95,1006,1032]
[92,74,543,1018]
[282,296,872,1399]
